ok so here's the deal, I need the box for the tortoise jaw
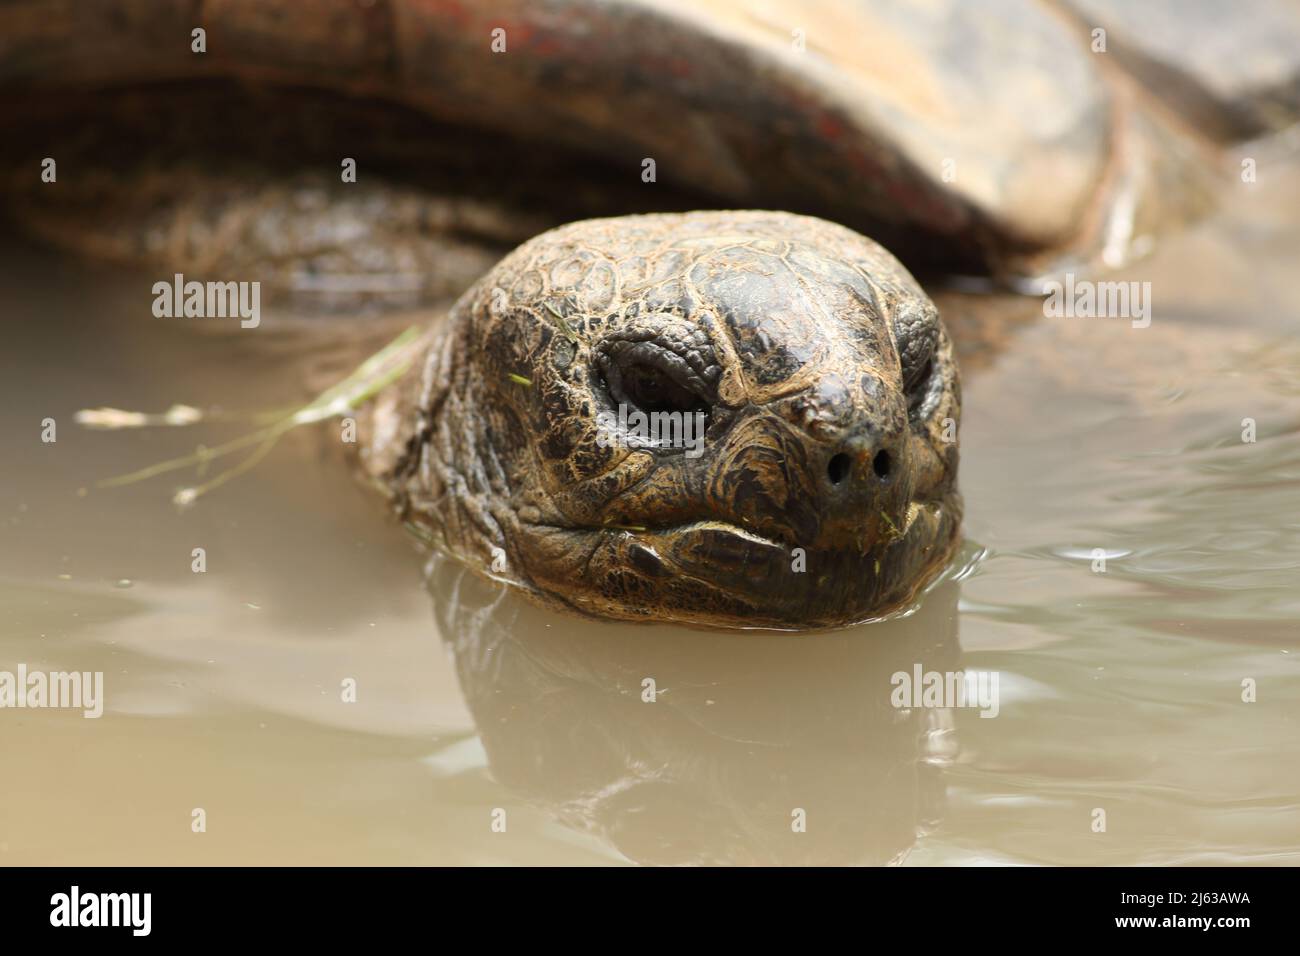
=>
[612,519,792,590]
[509,491,961,629]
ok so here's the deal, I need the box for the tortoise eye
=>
[596,329,718,422]
[614,360,707,416]
[905,357,935,414]
[893,301,939,394]
[906,350,934,390]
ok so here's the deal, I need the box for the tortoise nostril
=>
[827,453,851,486]
[872,449,892,480]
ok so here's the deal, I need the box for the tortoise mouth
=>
[582,497,938,562]
[519,491,961,629]
[591,519,788,551]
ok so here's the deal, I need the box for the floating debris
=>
[78,327,423,507]
[75,404,204,430]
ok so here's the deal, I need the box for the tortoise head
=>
[393,211,962,629]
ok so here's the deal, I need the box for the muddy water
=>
[2,158,1298,866]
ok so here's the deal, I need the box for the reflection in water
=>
[431,555,965,865]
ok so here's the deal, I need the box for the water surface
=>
[1,158,1298,866]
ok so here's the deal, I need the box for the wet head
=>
[383,211,962,628]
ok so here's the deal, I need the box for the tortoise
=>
[2,0,1296,628]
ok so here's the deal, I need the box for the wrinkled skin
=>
[373,211,962,629]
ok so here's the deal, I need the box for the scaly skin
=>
[366,211,962,629]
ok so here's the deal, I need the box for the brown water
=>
[2,156,1298,867]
